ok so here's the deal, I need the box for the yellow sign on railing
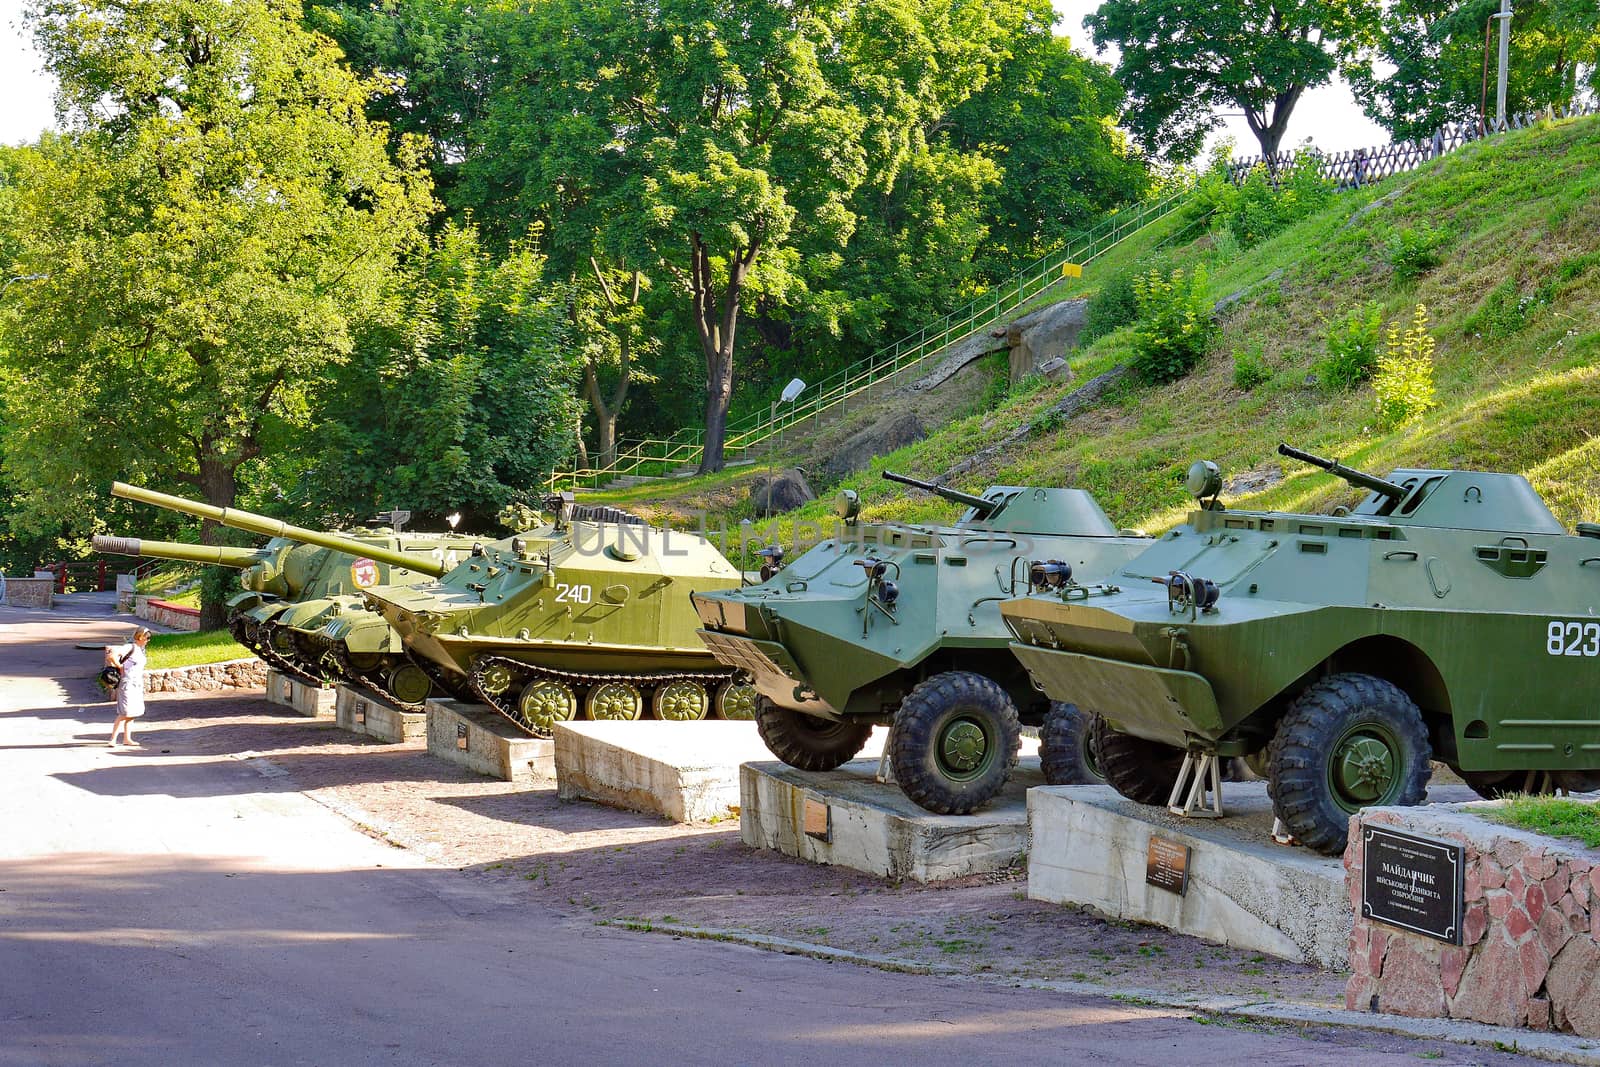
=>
[1060,263,1083,278]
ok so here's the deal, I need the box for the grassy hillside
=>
[595,116,1600,559]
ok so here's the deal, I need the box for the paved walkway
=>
[0,599,1521,1065]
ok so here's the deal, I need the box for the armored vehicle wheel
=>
[890,672,1021,815]
[1039,702,1105,785]
[755,699,873,771]
[653,681,708,721]
[476,660,516,698]
[267,625,297,658]
[518,679,577,732]
[346,651,383,672]
[713,681,758,721]
[1090,715,1186,805]
[1457,767,1600,799]
[387,662,433,706]
[586,681,643,721]
[1267,673,1431,855]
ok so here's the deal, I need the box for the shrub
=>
[1386,223,1448,282]
[1231,346,1270,391]
[1130,266,1215,385]
[1318,302,1384,389]
[1215,156,1337,248]
[1080,272,1141,346]
[1374,304,1439,427]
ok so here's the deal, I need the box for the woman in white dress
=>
[105,627,152,747]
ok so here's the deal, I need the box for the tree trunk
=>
[1244,84,1305,163]
[196,456,238,632]
[572,410,590,471]
[688,234,756,475]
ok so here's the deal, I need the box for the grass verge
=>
[1484,796,1600,848]
[146,628,253,670]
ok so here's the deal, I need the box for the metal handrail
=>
[550,188,1195,490]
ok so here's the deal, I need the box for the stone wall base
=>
[2,577,54,609]
[146,657,267,693]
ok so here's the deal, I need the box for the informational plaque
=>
[1145,834,1191,895]
[1362,826,1465,944]
[456,722,469,751]
[803,796,831,842]
[354,699,367,724]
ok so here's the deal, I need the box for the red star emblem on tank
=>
[351,558,380,588]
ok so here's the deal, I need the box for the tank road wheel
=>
[266,624,297,659]
[652,681,708,722]
[1091,715,1186,806]
[890,672,1021,815]
[386,662,434,707]
[518,680,577,733]
[1039,702,1105,786]
[754,698,873,772]
[713,681,759,721]
[346,651,383,672]
[1267,673,1432,855]
[586,681,643,721]
[475,661,516,699]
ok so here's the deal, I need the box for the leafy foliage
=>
[1386,223,1449,282]
[1130,267,1215,384]
[1081,272,1142,346]
[1318,301,1385,389]
[296,225,577,526]
[1348,0,1600,141]
[1212,158,1337,247]
[1086,0,1381,161]
[1231,345,1270,390]
[1374,304,1439,427]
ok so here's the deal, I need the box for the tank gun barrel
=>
[1277,444,1408,501]
[882,471,999,518]
[111,481,453,578]
[93,534,272,569]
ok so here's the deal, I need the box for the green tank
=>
[104,482,484,701]
[690,472,1153,814]
[1001,443,1600,854]
[361,495,753,734]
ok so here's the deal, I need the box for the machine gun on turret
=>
[1277,443,1409,503]
[881,471,1000,519]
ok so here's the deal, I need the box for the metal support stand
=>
[1270,817,1296,846]
[1166,750,1224,818]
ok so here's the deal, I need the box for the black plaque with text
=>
[1145,835,1191,895]
[1361,826,1464,944]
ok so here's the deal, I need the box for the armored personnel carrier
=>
[1002,443,1600,853]
[360,495,753,734]
[102,482,482,699]
[691,472,1153,814]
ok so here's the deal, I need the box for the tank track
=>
[324,645,425,712]
[468,654,739,738]
[249,619,329,688]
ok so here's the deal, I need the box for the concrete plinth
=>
[554,722,882,824]
[1027,783,1349,968]
[335,686,424,745]
[264,668,335,719]
[425,698,554,784]
[740,755,1042,883]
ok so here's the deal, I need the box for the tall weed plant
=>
[1196,154,1337,248]
[1131,266,1215,384]
[1374,304,1439,427]
[1319,302,1385,389]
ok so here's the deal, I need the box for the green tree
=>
[1087,0,1380,161]
[4,0,431,626]
[296,224,577,525]
[1348,0,1600,140]
[460,0,1039,473]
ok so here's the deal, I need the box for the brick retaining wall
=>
[146,657,267,693]
[1346,805,1600,1037]
[2,577,54,609]
[134,595,201,632]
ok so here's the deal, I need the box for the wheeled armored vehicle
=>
[1002,444,1600,854]
[102,482,483,701]
[691,472,1153,814]
[360,496,754,734]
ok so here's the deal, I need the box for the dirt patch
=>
[132,687,1348,1007]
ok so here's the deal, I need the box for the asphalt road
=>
[0,599,1507,1065]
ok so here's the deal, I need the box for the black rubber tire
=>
[1267,673,1432,855]
[1039,702,1106,786]
[1456,767,1532,800]
[754,698,873,772]
[1090,715,1186,805]
[889,671,1021,815]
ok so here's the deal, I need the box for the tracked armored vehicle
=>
[691,472,1153,814]
[103,482,484,701]
[1002,444,1600,854]
[361,497,753,734]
